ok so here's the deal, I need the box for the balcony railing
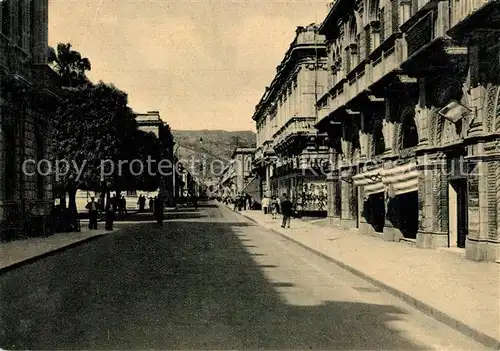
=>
[274,116,316,147]
[450,0,490,28]
[406,10,435,58]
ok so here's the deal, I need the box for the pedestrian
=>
[192,194,198,210]
[137,195,146,212]
[154,196,164,225]
[271,196,278,219]
[262,196,270,215]
[105,196,116,231]
[149,197,155,213]
[247,197,252,210]
[121,196,127,214]
[280,193,293,228]
[85,196,99,230]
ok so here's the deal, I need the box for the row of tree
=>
[49,43,168,213]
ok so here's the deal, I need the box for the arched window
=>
[373,118,385,156]
[402,110,419,149]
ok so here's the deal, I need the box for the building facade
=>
[232,147,256,196]
[135,111,175,205]
[0,0,59,240]
[252,24,330,216]
[315,0,500,261]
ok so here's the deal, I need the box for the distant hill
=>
[172,130,256,184]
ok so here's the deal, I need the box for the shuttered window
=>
[392,0,400,33]
[379,7,386,41]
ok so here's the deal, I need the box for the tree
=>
[52,82,133,213]
[48,43,91,87]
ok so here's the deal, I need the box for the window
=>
[402,112,419,149]
[36,126,45,199]
[379,7,386,41]
[5,124,17,200]
[18,0,23,46]
[373,118,385,156]
[2,0,10,36]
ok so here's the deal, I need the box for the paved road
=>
[0,203,487,350]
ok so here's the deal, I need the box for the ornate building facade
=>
[252,24,330,216]
[0,0,59,240]
[316,0,500,261]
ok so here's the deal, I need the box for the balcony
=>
[273,116,316,150]
[448,1,500,40]
[401,5,467,74]
[450,0,491,29]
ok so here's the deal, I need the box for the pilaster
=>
[340,168,356,229]
[416,152,449,248]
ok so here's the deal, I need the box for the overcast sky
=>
[48,0,330,131]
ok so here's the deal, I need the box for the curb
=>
[0,230,117,275]
[235,210,500,350]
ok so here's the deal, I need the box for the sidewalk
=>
[237,208,500,349]
[0,207,181,273]
[0,227,118,273]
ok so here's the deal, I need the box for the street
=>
[0,203,487,350]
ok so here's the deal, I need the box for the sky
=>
[48,0,331,131]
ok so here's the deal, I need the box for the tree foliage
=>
[51,43,165,212]
[48,43,91,87]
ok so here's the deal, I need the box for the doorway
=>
[364,192,385,233]
[448,179,468,248]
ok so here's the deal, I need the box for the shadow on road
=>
[0,216,426,350]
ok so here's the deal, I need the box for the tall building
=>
[135,111,175,204]
[0,0,60,240]
[252,24,330,216]
[315,0,500,261]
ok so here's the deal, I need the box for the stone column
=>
[326,149,341,226]
[340,168,356,229]
[466,157,500,261]
[416,152,449,248]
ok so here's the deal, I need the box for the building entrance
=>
[448,179,468,248]
[363,192,385,233]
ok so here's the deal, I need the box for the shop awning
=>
[381,162,419,196]
[242,176,261,201]
[353,168,384,196]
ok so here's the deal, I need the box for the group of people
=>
[85,194,123,231]
[232,194,253,212]
[86,193,166,230]
[261,193,294,228]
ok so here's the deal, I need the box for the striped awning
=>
[352,162,419,197]
[381,162,419,196]
[353,168,384,196]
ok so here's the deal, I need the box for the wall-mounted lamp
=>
[438,100,471,123]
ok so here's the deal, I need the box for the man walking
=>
[105,196,116,231]
[280,193,293,228]
[85,196,99,230]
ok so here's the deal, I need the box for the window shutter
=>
[391,0,400,34]
[380,7,385,41]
